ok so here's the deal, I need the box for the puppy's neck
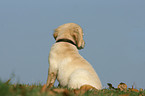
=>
[56,39,77,48]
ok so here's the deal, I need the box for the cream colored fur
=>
[46,23,102,89]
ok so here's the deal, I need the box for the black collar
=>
[56,39,77,47]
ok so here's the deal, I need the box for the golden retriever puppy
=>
[46,23,102,90]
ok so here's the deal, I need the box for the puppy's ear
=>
[53,29,59,40]
[72,28,85,50]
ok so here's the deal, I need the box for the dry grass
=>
[0,79,144,96]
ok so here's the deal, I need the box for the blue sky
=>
[0,0,145,89]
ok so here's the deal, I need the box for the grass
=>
[0,79,145,96]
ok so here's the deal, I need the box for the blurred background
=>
[0,0,145,89]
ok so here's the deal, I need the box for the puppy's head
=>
[53,23,85,50]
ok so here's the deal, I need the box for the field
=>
[0,79,144,96]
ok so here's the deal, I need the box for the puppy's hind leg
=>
[68,69,97,89]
